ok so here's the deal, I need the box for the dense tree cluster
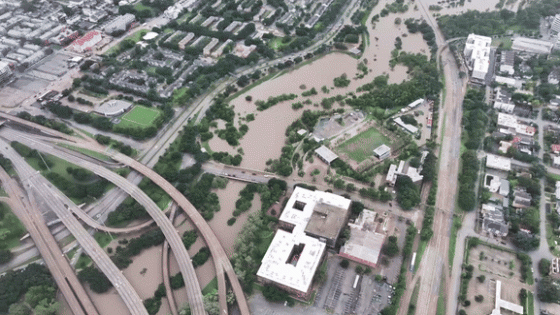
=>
[348,53,440,119]
[78,266,112,293]
[382,236,399,257]
[192,247,210,268]
[395,175,420,210]
[255,93,298,111]
[538,276,560,303]
[0,264,55,313]
[111,229,165,269]
[437,0,560,39]
[379,225,417,315]
[17,112,73,135]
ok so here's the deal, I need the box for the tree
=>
[334,178,345,189]
[8,303,30,315]
[262,285,289,302]
[350,201,364,215]
[339,259,350,269]
[538,276,560,303]
[539,258,551,276]
[25,286,56,308]
[475,295,484,302]
[477,275,485,283]
[0,249,13,264]
[382,236,399,257]
[395,175,420,210]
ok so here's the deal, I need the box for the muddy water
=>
[207,2,432,170]
[420,0,504,15]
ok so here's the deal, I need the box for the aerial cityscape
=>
[3,0,560,315]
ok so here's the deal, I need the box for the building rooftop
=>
[340,210,386,267]
[486,154,511,172]
[314,145,338,164]
[96,100,132,116]
[394,117,418,134]
[304,202,350,241]
[143,32,158,40]
[512,37,554,54]
[257,229,326,294]
[279,187,351,235]
[373,144,391,157]
[491,281,524,315]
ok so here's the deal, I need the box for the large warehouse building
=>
[257,187,351,299]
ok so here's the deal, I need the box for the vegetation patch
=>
[337,126,391,163]
[117,105,162,128]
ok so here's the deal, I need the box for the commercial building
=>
[95,100,133,117]
[386,160,423,186]
[71,30,102,53]
[373,144,391,161]
[257,187,351,299]
[103,13,135,35]
[512,37,554,55]
[494,76,522,89]
[339,210,386,268]
[486,154,511,172]
[490,281,523,315]
[393,117,418,134]
[278,187,351,248]
[496,113,535,136]
[314,145,338,165]
[481,203,509,237]
[463,34,491,82]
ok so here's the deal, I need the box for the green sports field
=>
[117,105,161,128]
[338,126,392,163]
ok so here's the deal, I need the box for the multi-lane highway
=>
[0,138,150,315]
[0,128,207,315]
[0,165,99,315]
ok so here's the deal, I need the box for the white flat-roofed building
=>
[95,100,133,116]
[512,37,553,55]
[491,281,523,315]
[103,13,135,35]
[464,34,491,82]
[257,230,326,299]
[340,210,386,268]
[258,187,351,299]
[143,32,158,41]
[552,14,560,33]
[497,112,535,136]
[315,145,338,165]
[495,76,522,89]
[394,117,418,134]
[386,160,423,186]
[373,144,391,161]
[486,154,511,172]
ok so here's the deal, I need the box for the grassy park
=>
[0,202,26,249]
[117,105,162,128]
[338,126,391,162]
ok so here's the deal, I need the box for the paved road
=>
[0,130,207,315]
[0,168,99,315]
[162,204,179,315]
[0,139,149,315]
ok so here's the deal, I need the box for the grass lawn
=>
[0,202,26,249]
[66,248,78,260]
[435,276,446,315]
[58,143,111,161]
[414,240,427,273]
[448,215,462,268]
[117,105,162,128]
[408,278,421,314]
[76,254,92,270]
[268,37,293,50]
[105,29,148,55]
[546,221,560,256]
[338,126,391,163]
[94,232,113,248]
[527,291,534,315]
[492,37,512,49]
[202,277,218,295]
